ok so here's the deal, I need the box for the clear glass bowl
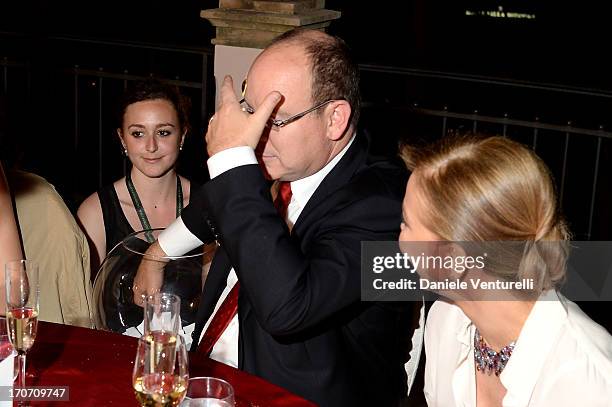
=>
[93,229,215,333]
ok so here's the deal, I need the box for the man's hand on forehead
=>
[205,75,282,156]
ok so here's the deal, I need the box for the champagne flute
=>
[144,292,181,345]
[4,260,39,388]
[133,334,188,406]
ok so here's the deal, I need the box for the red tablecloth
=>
[24,322,315,406]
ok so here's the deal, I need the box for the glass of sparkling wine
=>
[144,292,181,344]
[181,377,235,407]
[4,260,39,388]
[133,334,188,406]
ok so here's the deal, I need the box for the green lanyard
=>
[125,171,183,242]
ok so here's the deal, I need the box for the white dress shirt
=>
[158,136,355,367]
[423,290,612,407]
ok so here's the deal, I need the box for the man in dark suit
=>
[133,29,414,406]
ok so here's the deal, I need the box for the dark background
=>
[5,1,612,129]
[3,1,610,88]
[1,1,610,238]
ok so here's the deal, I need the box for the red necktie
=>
[197,181,292,355]
[197,282,239,354]
[274,181,292,220]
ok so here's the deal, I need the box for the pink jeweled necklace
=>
[474,328,516,376]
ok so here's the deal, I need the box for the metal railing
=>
[409,105,609,240]
[359,64,612,240]
[1,35,610,239]
[1,33,214,207]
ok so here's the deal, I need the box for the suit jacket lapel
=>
[293,133,369,234]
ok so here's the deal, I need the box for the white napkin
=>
[0,352,15,407]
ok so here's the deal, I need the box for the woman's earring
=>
[179,144,183,151]
[123,147,128,156]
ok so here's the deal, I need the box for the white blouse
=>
[423,291,612,407]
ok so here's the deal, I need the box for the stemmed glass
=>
[4,260,39,388]
[133,334,189,406]
[144,292,181,344]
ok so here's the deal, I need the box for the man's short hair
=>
[269,29,361,131]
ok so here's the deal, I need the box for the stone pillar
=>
[202,1,341,107]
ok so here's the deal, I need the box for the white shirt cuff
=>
[158,217,203,257]
[207,146,258,179]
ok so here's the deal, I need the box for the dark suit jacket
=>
[181,134,413,406]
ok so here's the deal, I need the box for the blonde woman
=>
[399,135,611,406]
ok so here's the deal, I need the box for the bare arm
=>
[76,193,106,274]
[0,164,23,313]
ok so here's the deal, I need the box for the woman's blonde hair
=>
[401,134,570,292]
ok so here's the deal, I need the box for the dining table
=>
[23,321,316,406]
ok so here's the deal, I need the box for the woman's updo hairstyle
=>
[401,134,570,293]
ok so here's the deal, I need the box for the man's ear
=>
[325,100,352,141]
